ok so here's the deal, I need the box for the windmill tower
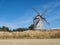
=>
[32,7,50,30]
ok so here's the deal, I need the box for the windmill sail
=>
[32,7,49,30]
[32,8,40,15]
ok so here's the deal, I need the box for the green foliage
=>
[0,26,9,31]
[0,24,34,32]
[28,24,34,30]
[0,26,29,32]
[13,28,28,32]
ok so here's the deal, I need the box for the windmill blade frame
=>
[32,7,50,30]
[42,17,50,25]
[41,7,48,15]
[32,7,40,15]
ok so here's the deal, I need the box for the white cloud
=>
[0,22,17,29]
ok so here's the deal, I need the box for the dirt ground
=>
[0,39,60,45]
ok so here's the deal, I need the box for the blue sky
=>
[0,0,60,29]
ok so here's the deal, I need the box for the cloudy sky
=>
[0,0,60,29]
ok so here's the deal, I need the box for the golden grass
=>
[0,30,60,39]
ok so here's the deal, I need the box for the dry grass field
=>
[0,30,60,39]
[0,39,60,45]
[0,30,60,45]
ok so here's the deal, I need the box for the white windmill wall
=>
[34,16,43,30]
[35,19,43,30]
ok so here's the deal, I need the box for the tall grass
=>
[0,29,60,39]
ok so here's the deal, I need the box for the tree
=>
[28,24,34,30]
[13,28,28,32]
[2,26,9,31]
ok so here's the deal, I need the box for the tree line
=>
[0,24,34,32]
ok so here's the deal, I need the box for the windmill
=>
[32,7,50,30]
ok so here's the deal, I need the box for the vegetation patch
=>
[0,30,60,39]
